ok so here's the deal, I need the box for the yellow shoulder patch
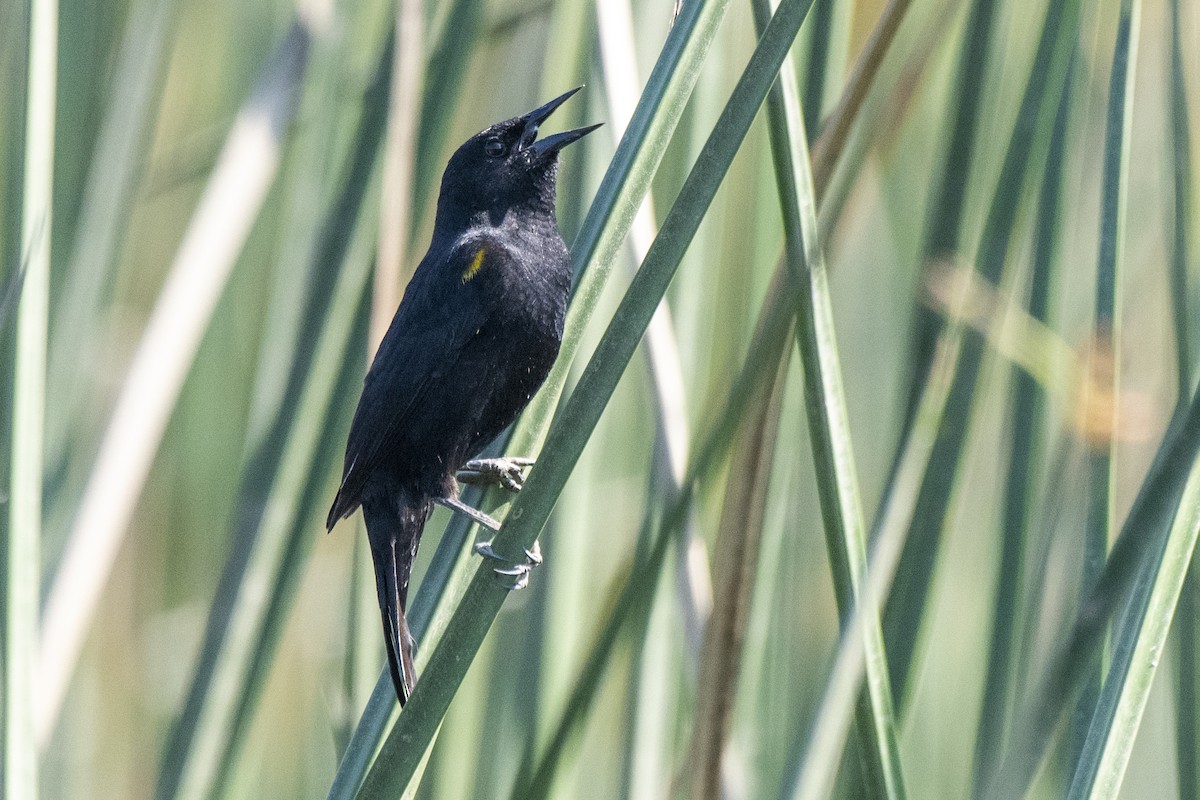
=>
[461,248,486,282]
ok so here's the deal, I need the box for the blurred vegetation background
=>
[2,0,1199,796]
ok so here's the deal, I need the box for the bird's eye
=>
[484,138,507,158]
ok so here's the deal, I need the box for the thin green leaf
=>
[1079,453,1200,799]
[6,0,56,793]
[1068,0,1140,788]
[756,0,906,793]
[528,0,600,777]
[879,0,1082,706]
[501,0,923,787]
[897,0,999,442]
[44,0,177,490]
[1172,0,1199,792]
[593,0,708,791]
[0,260,26,336]
[513,266,798,800]
[798,0,841,136]
[809,0,918,202]
[38,20,310,743]
[786,325,961,800]
[1166,0,1193,404]
[685,347,788,800]
[988,384,1200,798]
[970,54,1074,800]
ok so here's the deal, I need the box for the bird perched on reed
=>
[327,88,599,705]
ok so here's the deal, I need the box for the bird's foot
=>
[474,539,543,591]
[435,496,502,532]
[456,456,535,493]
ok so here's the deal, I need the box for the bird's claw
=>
[456,456,535,493]
[474,539,543,590]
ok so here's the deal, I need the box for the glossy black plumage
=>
[327,89,599,705]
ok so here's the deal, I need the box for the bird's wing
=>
[326,239,507,528]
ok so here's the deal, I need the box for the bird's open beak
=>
[520,87,603,157]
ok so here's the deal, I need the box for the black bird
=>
[327,88,600,705]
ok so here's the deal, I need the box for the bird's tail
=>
[363,499,428,705]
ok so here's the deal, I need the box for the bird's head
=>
[434,87,601,229]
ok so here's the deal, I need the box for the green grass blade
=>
[898,0,998,437]
[756,0,905,793]
[1077,454,1200,799]
[970,54,1073,799]
[516,521,677,800]
[786,327,962,800]
[355,2,819,795]
[155,184,375,800]
[514,265,798,800]
[1067,0,1140,787]
[879,0,1082,706]
[989,386,1200,799]
[619,530,677,800]
[1179,579,1200,798]
[593,0,709,791]
[1166,0,1193,404]
[0,5,27,289]
[799,0,830,133]
[328,675,396,800]
[44,0,176,482]
[37,20,310,744]
[497,0,922,787]
[810,0,917,202]
[0,266,26,330]
[686,364,787,800]
[1172,0,1199,791]
[6,0,56,792]
[799,0,849,137]
[528,2,598,778]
